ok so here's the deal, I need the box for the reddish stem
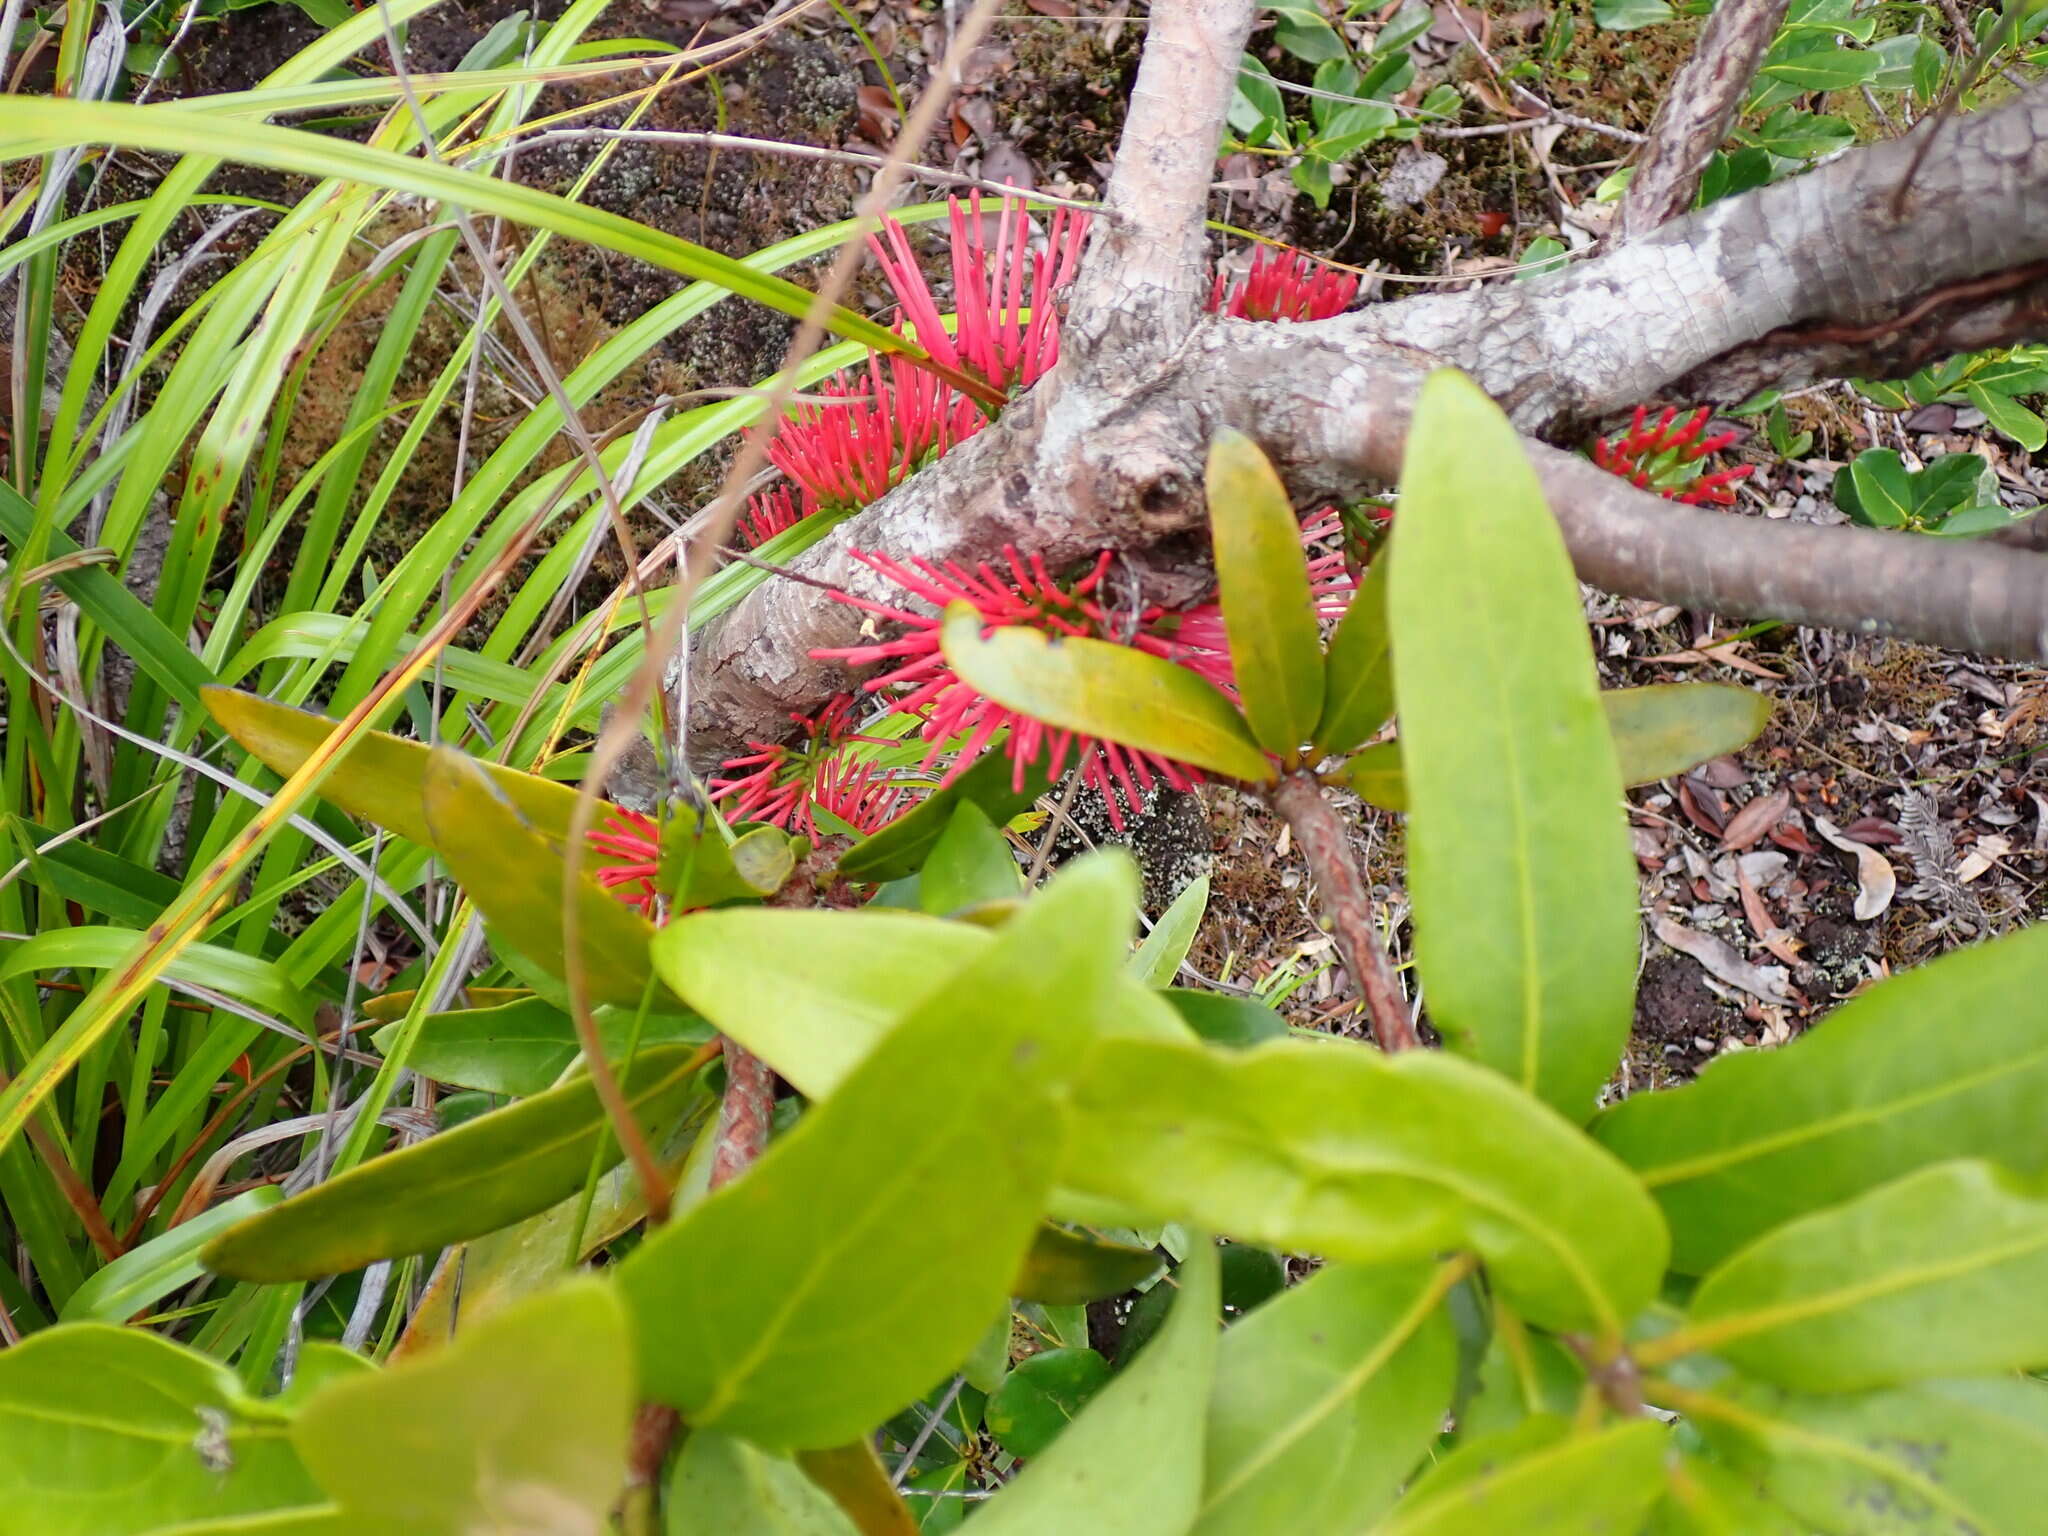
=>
[1270,771,1419,1054]
[709,1045,777,1191]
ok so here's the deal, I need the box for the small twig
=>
[510,128,1105,215]
[1025,767,1086,885]
[709,1046,777,1190]
[1620,0,1792,237]
[1269,771,1417,1053]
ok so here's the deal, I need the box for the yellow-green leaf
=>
[940,605,1274,783]
[1014,1225,1164,1305]
[1313,554,1394,757]
[1206,429,1325,760]
[1387,370,1638,1120]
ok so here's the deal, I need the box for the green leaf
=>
[1387,369,1637,1120]
[0,1324,321,1533]
[1378,1417,1668,1533]
[1193,1262,1456,1535]
[421,746,667,1008]
[985,1347,1115,1459]
[1014,1224,1164,1305]
[203,687,586,849]
[939,604,1274,783]
[292,1281,632,1533]
[1313,555,1393,756]
[837,751,1056,883]
[1646,1454,1805,1536]
[653,857,1190,1102]
[201,1043,709,1282]
[60,1188,280,1324]
[969,1242,1218,1534]
[616,860,1123,1449]
[651,908,990,1099]
[1592,922,2048,1273]
[664,817,801,909]
[795,1442,923,1536]
[1060,1035,1668,1335]
[5,820,180,928]
[668,1434,859,1534]
[1161,988,1289,1048]
[1594,0,1675,29]
[370,995,712,1098]
[1967,383,2048,451]
[1761,46,1880,90]
[1271,4,1350,62]
[1840,449,1913,527]
[1205,429,1326,759]
[1690,1375,2048,1535]
[1682,1160,2048,1392]
[0,484,218,715]
[1232,55,1287,142]
[1515,236,1568,281]
[920,801,1021,914]
[1130,874,1210,987]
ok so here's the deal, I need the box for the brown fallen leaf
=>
[1812,814,1898,921]
[1654,917,1793,1004]
[1720,788,1790,852]
[1736,864,1804,966]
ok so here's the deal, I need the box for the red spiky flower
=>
[708,694,908,838]
[868,192,1091,397]
[588,807,664,918]
[738,485,804,550]
[764,353,988,517]
[1209,245,1359,323]
[1591,405,1754,507]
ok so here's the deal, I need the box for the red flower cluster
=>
[1591,406,1753,507]
[588,807,664,918]
[707,694,907,839]
[1209,245,1358,323]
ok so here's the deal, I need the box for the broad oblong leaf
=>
[1682,1160,2048,1392]
[291,1281,632,1533]
[921,800,1022,914]
[1387,370,1639,1120]
[1329,683,1766,812]
[1593,923,2048,1273]
[968,1241,1219,1535]
[1205,429,1326,759]
[939,604,1275,783]
[204,686,585,848]
[1130,874,1210,987]
[202,1043,709,1282]
[1377,1416,1667,1534]
[421,746,668,1008]
[1060,1035,1668,1336]
[1689,1376,2048,1536]
[1193,1261,1456,1535]
[1313,554,1394,757]
[1014,1224,1164,1305]
[615,862,1130,1449]
[668,1434,858,1534]
[368,995,711,1098]
[0,1324,322,1533]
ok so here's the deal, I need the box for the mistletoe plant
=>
[6,374,2047,1536]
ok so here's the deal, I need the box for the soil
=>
[96,0,2048,1084]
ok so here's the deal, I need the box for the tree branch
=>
[1618,0,1792,238]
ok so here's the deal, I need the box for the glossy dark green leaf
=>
[1014,1225,1163,1305]
[836,752,1056,883]
[0,1324,321,1533]
[921,801,1021,914]
[969,1242,1218,1534]
[1205,429,1325,760]
[369,995,711,1098]
[1683,1160,2048,1392]
[203,686,585,848]
[985,1348,1114,1459]
[903,1463,968,1533]
[1193,1262,1456,1535]
[1689,1376,2048,1536]
[1388,370,1638,1120]
[292,1281,632,1533]
[1968,383,2048,450]
[1060,1034,1668,1335]
[939,604,1274,783]
[421,746,668,1008]
[61,1188,279,1324]
[1217,1242,1287,1313]
[668,1434,857,1534]
[1130,875,1209,988]
[1593,923,2048,1273]
[1380,1416,1666,1533]
[617,861,1124,1449]
[1161,988,1288,1049]
[202,1043,709,1281]
[1329,740,1407,811]
[1313,554,1393,757]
